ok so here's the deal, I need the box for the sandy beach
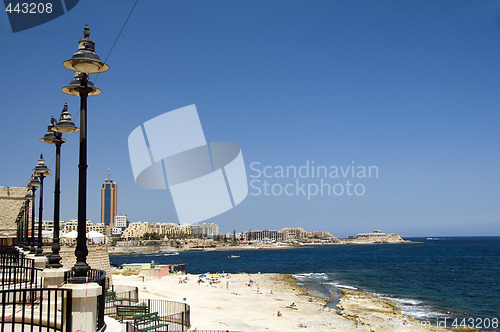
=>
[112,272,450,331]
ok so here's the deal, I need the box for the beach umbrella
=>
[198,274,207,278]
[211,274,219,278]
[61,230,78,239]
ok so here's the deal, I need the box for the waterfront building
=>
[100,170,117,228]
[279,227,308,240]
[114,214,128,229]
[191,222,219,237]
[63,219,106,234]
[35,218,60,232]
[244,229,288,242]
[121,221,149,240]
[148,222,186,238]
[225,232,243,241]
[112,214,128,236]
[354,230,398,238]
[179,223,194,236]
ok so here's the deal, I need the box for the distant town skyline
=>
[1,0,499,237]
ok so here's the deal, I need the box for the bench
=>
[115,304,149,321]
[134,312,169,332]
[105,291,118,303]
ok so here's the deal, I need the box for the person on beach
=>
[277,311,282,317]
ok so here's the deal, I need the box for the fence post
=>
[62,282,102,332]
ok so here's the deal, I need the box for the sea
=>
[110,237,500,330]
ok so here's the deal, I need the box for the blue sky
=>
[1,0,499,237]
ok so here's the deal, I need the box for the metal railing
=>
[105,285,139,317]
[64,269,107,332]
[112,285,139,304]
[118,297,190,332]
[0,265,42,290]
[0,287,73,332]
[125,321,169,332]
[0,248,40,291]
[0,246,20,266]
[0,247,34,268]
[144,299,190,332]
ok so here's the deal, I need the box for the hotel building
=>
[101,174,117,228]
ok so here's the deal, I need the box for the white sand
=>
[112,272,449,332]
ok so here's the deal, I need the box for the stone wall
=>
[60,244,113,285]
[0,186,28,236]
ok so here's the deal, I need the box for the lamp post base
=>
[47,253,63,268]
[70,260,90,283]
[35,247,44,256]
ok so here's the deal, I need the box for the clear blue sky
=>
[1,0,499,237]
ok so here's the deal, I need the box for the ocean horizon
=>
[110,236,500,329]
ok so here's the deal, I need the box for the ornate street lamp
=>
[62,25,109,74]
[62,25,108,282]
[23,191,32,251]
[40,104,79,268]
[33,155,50,256]
[28,175,39,254]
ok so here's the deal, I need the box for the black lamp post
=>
[23,190,32,251]
[18,206,25,245]
[16,209,22,246]
[33,155,50,256]
[28,175,39,254]
[40,104,79,268]
[62,25,108,282]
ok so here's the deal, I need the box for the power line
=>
[64,0,140,142]
[94,0,140,84]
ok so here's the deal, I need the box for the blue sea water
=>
[110,237,500,328]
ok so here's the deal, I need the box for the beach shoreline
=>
[112,271,450,331]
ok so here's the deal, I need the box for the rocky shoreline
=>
[108,239,416,256]
[336,289,451,331]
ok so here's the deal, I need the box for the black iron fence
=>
[0,248,41,291]
[0,247,33,268]
[0,287,73,332]
[112,285,139,303]
[0,246,20,265]
[0,265,42,290]
[144,299,190,332]
[125,321,169,332]
[105,285,139,317]
[115,296,190,332]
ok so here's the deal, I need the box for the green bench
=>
[115,304,149,321]
[134,312,169,332]
[105,291,118,303]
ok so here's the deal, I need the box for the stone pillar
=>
[31,256,47,269]
[42,267,69,288]
[62,282,102,332]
